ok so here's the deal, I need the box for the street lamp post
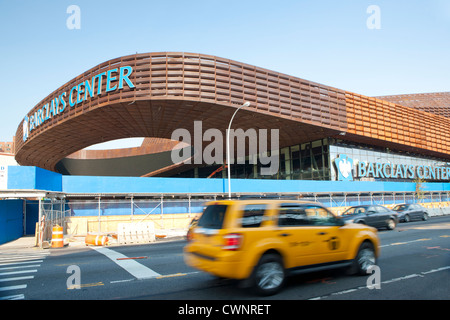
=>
[227,101,250,199]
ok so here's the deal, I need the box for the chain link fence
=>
[36,199,71,247]
[35,190,450,243]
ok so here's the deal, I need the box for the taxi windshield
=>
[197,204,228,229]
[393,205,407,211]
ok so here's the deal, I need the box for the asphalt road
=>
[1,216,449,303]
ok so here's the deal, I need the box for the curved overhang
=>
[55,138,192,176]
[15,52,450,175]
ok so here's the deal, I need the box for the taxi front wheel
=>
[250,253,285,296]
[352,242,376,275]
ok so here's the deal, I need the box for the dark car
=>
[186,217,199,241]
[392,203,429,222]
[341,205,398,230]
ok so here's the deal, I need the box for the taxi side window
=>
[304,206,339,225]
[240,204,267,228]
[278,204,339,226]
[278,204,310,226]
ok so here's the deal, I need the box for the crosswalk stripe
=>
[0,294,25,300]
[0,254,49,259]
[0,249,49,300]
[0,258,46,264]
[0,253,50,259]
[0,260,44,266]
[0,251,50,256]
[0,264,41,271]
[0,284,27,292]
[0,276,35,282]
[0,252,49,256]
[0,270,38,276]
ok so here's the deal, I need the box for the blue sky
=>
[0,0,449,146]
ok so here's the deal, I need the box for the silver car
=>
[341,205,398,230]
[392,203,429,222]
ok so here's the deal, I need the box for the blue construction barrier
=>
[7,166,450,195]
[0,199,24,245]
[4,166,450,220]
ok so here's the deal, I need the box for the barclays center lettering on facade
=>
[357,161,450,181]
[22,66,135,142]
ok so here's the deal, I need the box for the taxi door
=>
[275,208,316,267]
[276,204,350,268]
[308,217,350,264]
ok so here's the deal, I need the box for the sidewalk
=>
[0,229,187,251]
[0,236,38,250]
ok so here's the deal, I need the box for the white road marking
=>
[0,294,25,300]
[110,271,201,284]
[0,260,44,266]
[381,273,422,284]
[309,265,450,300]
[0,264,41,271]
[0,284,27,292]
[380,238,431,248]
[92,247,161,279]
[0,269,38,276]
[422,266,450,274]
[0,257,46,263]
[110,279,134,284]
[0,250,49,300]
[0,276,35,282]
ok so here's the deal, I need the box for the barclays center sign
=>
[334,154,450,182]
[22,66,135,142]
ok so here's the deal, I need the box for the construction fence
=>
[35,190,450,246]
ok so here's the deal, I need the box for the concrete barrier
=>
[117,221,156,244]
[65,213,198,236]
[427,205,450,217]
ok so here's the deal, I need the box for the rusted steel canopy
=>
[14,52,450,174]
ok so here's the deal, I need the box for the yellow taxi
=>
[184,199,380,295]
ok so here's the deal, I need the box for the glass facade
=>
[330,140,450,182]
[173,139,331,180]
[172,138,450,182]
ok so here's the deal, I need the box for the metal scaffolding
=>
[2,189,447,244]
[63,190,450,216]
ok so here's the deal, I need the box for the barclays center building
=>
[13,53,450,185]
[3,50,450,211]
[2,52,450,243]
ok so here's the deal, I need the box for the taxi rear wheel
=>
[251,253,285,296]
